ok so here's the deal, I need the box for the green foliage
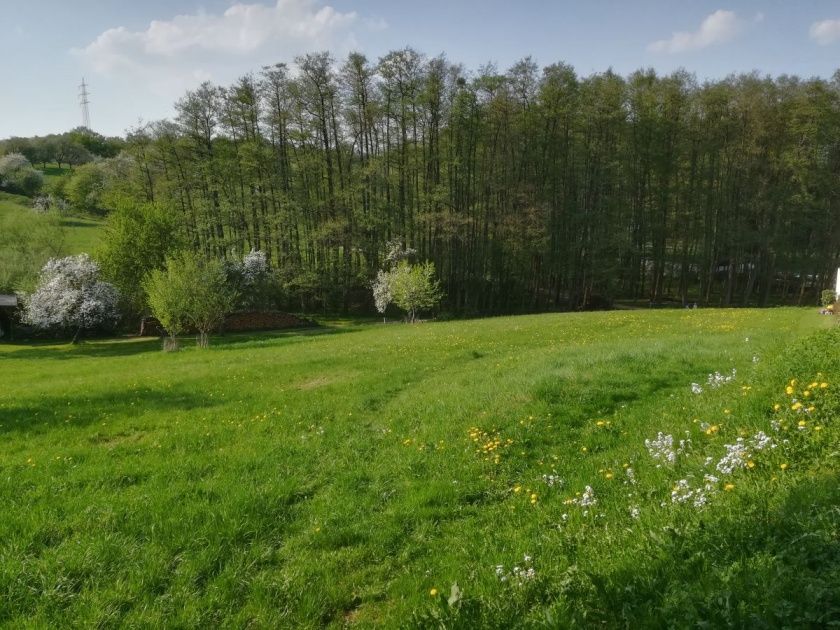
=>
[0,309,837,625]
[0,153,43,196]
[65,162,106,213]
[98,201,182,314]
[821,288,836,307]
[101,55,840,313]
[143,251,237,348]
[389,260,443,322]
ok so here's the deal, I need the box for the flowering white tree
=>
[370,239,443,322]
[23,254,120,343]
[241,249,268,284]
[372,269,392,321]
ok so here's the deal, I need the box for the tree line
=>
[31,52,840,313]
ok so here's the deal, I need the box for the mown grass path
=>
[1,308,837,627]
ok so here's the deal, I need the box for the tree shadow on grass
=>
[0,385,225,435]
[208,324,362,351]
[0,337,162,361]
[0,324,360,361]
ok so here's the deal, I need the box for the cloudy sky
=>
[2,0,839,138]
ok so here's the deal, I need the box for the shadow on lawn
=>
[0,324,359,361]
[0,385,225,435]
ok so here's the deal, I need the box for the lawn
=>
[1,309,838,627]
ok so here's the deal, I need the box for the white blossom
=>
[23,254,120,336]
[371,269,392,315]
[716,438,750,474]
[579,485,597,507]
[645,432,685,465]
[241,249,268,284]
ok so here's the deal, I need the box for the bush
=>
[144,252,237,349]
[0,152,43,195]
[820,288,836,308]
[65,162,106,212]
[225,249,280,311]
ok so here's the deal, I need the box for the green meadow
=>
[0,190,103,255]
[1,308,838,627]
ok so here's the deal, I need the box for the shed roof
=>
[0,295,18,307]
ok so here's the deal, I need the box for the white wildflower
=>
[579,485,597,507]
[716,438,750,474]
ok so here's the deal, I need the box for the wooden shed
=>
[0,294,18,340]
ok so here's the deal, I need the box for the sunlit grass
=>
[0,308,837,627]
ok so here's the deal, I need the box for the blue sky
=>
[2,0,839,138]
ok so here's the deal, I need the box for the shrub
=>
[820,289,836,308]
[0,152,43,195]
[144,252,237,349]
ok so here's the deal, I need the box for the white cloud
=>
[73,0,386,99]
[648,10,741,54]
[809,19,840,45]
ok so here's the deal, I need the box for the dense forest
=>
[9,51,840,314]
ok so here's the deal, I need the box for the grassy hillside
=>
[0,190,103,255]
[1,309,838,627]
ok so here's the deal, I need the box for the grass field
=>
[0,190,103,255]
[1,309,838,627]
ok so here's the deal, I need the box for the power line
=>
[78,78,91,130]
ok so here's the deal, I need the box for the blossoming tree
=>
[23,254,120,343]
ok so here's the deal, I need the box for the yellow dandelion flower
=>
[773,403,781,411]
[819,382,828,389]
[747,460,755,469]
[803,390,811,398]
[723,409,731,415]
[724,483,735,491]
[430,588,438,597]
[798,420,806,427]
[791,402,802,411]
[785,386,794,395]
[605,472,614,479]
[780,463,789,470]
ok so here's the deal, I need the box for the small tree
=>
[371,269,392,322]
[143,261,192,351]
[820,289,836,308]
[144,252,237,349]
[23,254,120,343]
[389,261,443,322]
